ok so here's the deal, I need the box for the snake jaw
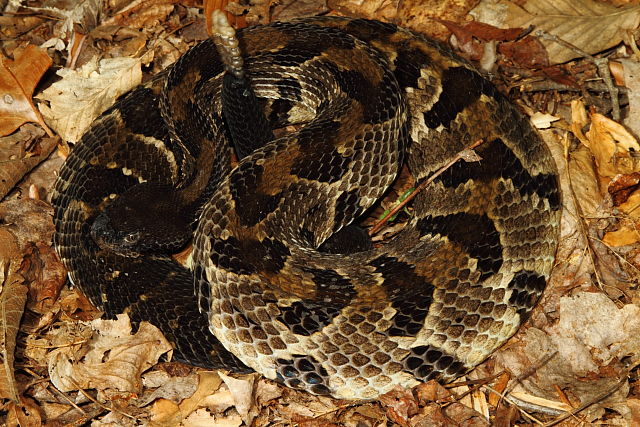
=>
[90,211,143,257]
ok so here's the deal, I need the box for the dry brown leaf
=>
[603,225,638,247]
[0,45,53,137]
[498,36,550,68]
[48,314,172,394]
[269,0,328,22]
[378,386,419,425]
[329,0,479,39]
[0,228,27,403]
[0,198,55,250]
[21,243,67,314]
[5,397,43,427]
[37,56,141,142]
[628,398,640,425]
[602,190,640,246]
[0,15,45,40]
[471,0,640,64]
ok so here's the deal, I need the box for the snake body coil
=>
[52,17,560,400]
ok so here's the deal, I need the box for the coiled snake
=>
[52,15,560,400]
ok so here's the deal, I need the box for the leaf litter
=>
[3,0,640,425]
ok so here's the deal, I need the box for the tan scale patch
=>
[241,27,293,55]
[321,45,384,85]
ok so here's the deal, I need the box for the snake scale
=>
[51,15,561,400]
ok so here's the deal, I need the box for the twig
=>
[368,139,485,236]
[518,80,627,95]
[535,30,620,120]
[503,351,558,397]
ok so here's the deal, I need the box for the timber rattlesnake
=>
[52,15,560,400]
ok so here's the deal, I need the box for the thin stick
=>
[368,139,485,236]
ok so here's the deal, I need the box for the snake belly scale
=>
[51,17,561,400]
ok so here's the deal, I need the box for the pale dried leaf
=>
[278,394,341,420]
[471,388,489,419]
[199,386,235,413]
[471,0,640,63]
[327,0,399,23]
[48,314,172,393]
[551,293,640,372]
[254,379,282,405]
[530,112,560,129]
[37,56,141,142]
[91,410,136,427]
[508,392,572,412]
[182,409,242,427]
[137,372,199,407]
[218,372,256,424]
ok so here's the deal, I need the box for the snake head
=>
[90,182,192,257]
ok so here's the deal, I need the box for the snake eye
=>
[123,232,140,245]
